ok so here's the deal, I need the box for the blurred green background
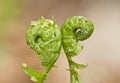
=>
[0,0,24,33]
[0,0,120,83]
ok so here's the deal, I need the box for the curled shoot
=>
[61,16,94,83]
[22,16,61,83]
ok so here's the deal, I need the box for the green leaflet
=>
[21,63,44,82]
[23,16,61,83]
[61,16,94,83]
[22,16,94,83]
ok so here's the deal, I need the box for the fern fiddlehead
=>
[61,16,94,83]
[22,17,61,83]
[22,16,94,83]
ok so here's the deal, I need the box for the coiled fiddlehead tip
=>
[62,16,94,41]
[26,16,61,66]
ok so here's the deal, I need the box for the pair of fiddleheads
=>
[22,16,94,83]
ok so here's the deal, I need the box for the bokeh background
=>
[0,0,120,83]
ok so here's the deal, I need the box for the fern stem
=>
[66,55,80,83]
[37,61,55,83]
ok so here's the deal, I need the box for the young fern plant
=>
[22,16,94,83]
[61,16,94,83]
[22,16,61,83]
